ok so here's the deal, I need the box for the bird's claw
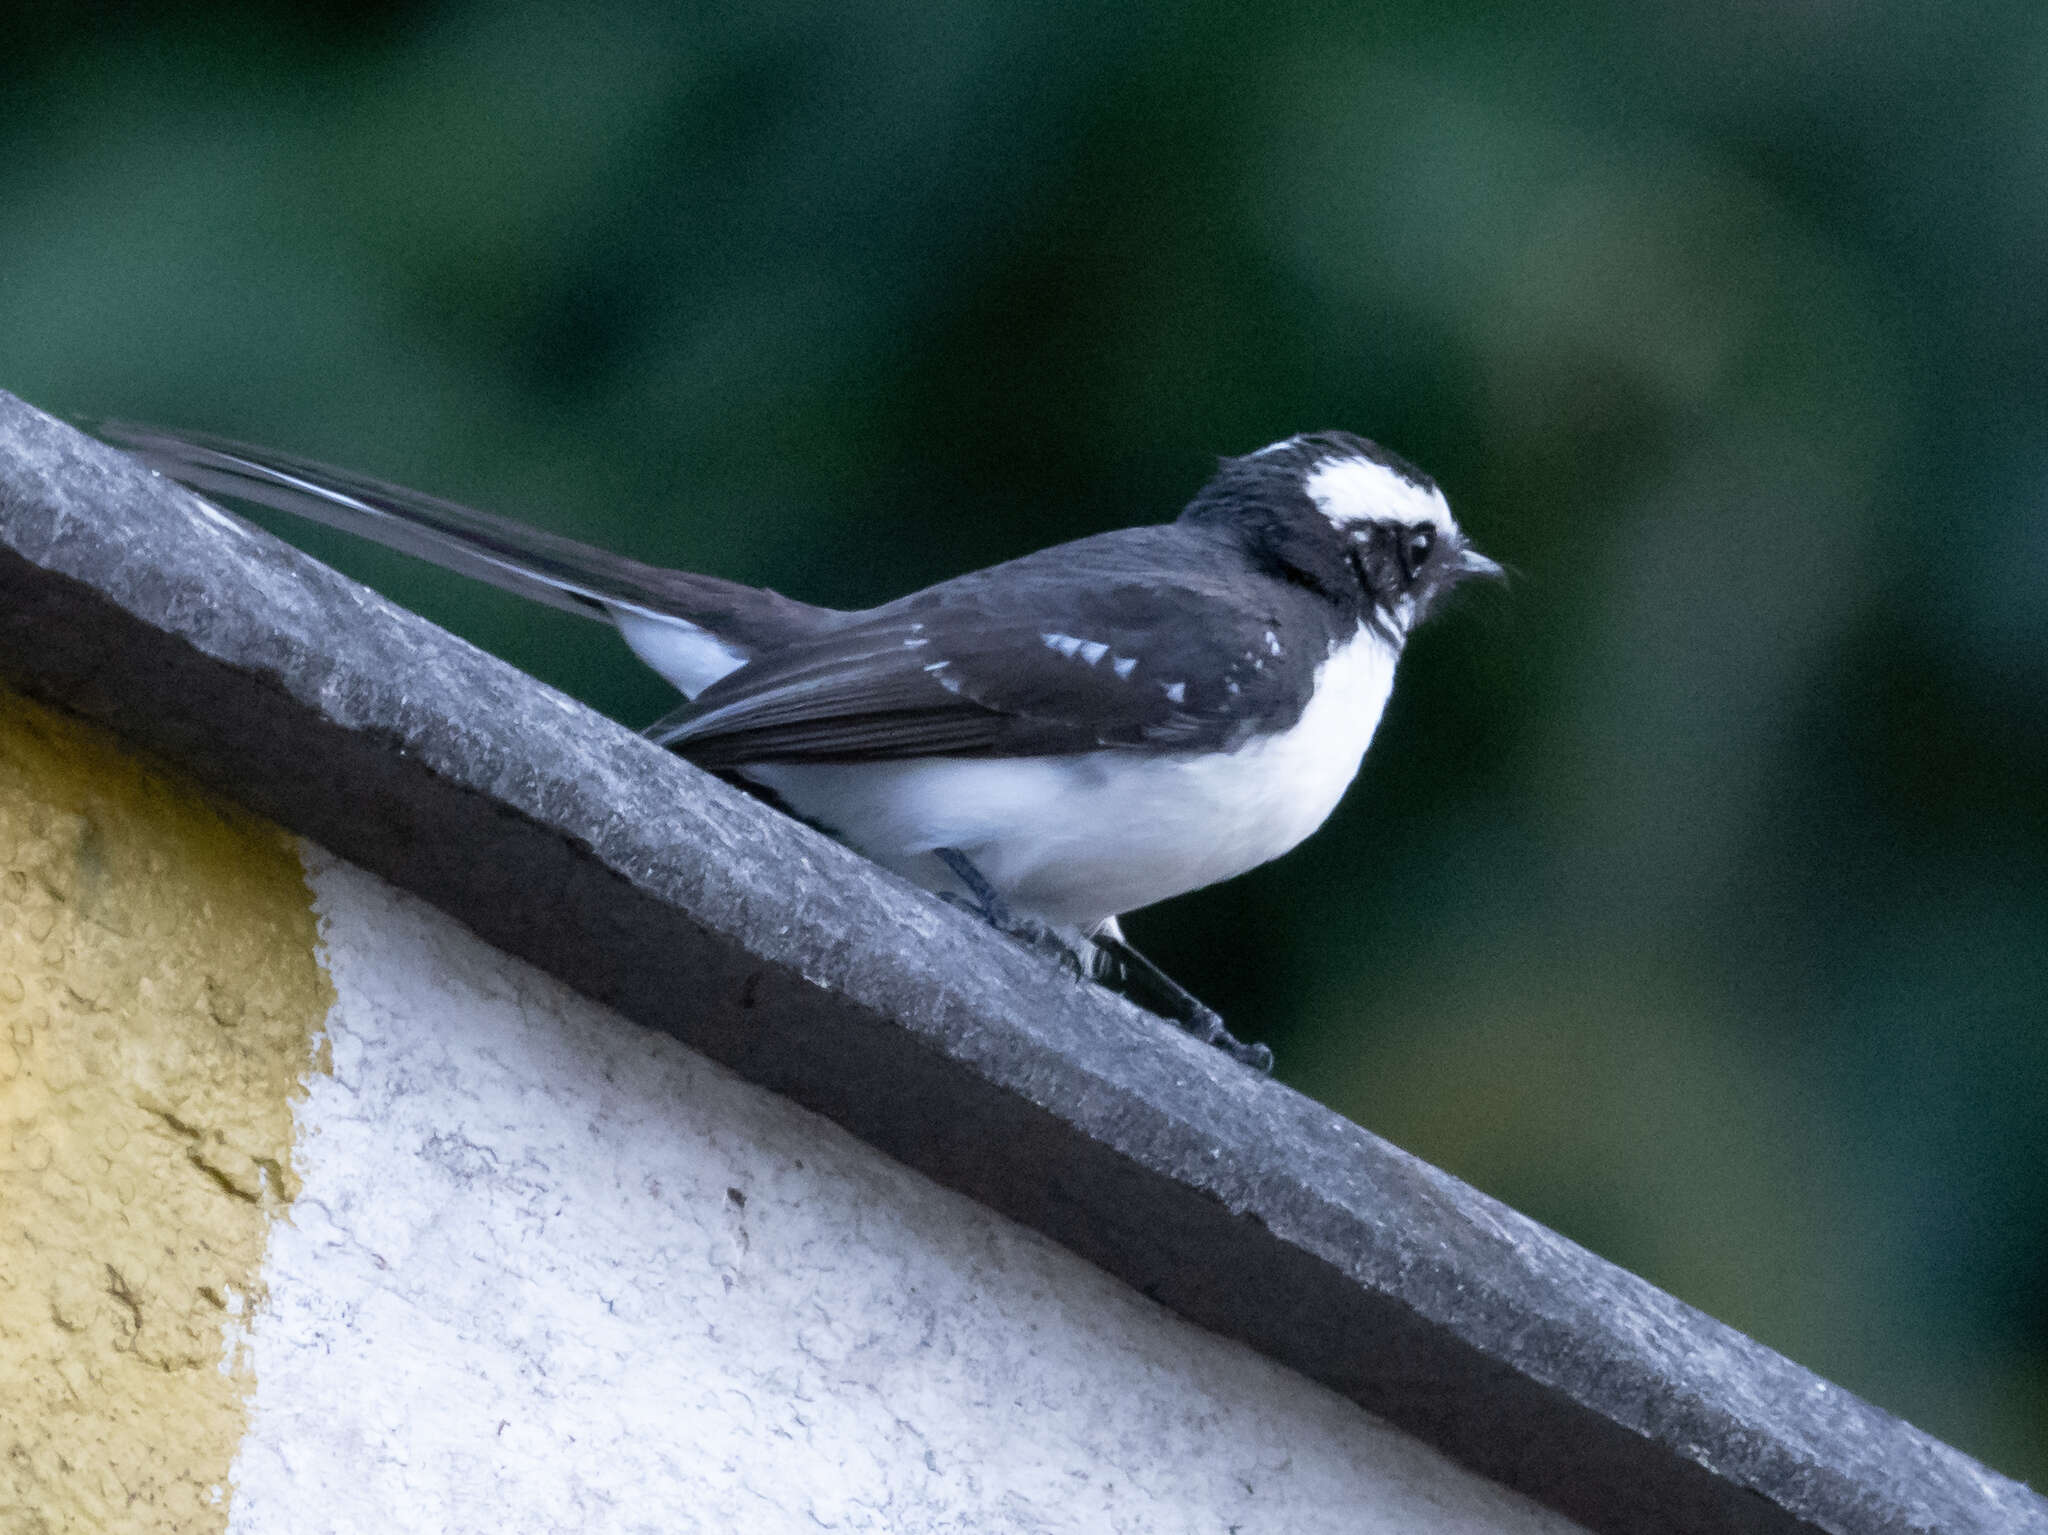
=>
[1181,999,1274,1072]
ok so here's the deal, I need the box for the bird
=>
[100,423,1501,1069]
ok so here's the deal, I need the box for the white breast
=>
[738,626,1400,932]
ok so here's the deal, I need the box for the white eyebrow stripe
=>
[1304,455,1454,534]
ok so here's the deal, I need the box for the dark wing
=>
[651,529,1323,767]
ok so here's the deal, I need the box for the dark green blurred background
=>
[5,0,2044,1482]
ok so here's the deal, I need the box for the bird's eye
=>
[1401,528,1436,580]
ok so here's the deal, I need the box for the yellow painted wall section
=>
[0,688,332,1534]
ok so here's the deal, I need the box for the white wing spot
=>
[903,635,928,648]
[1162,681,1186,705]
[1112,656,1137,679]
[1044,632,1119,665]
[1041,632,1086,659]
[1264,630,1282,657]
[1225,680,1241,695]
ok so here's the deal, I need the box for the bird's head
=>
[1178,431,1501,641]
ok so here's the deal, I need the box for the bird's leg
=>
[1089,928,1274,1073]
[930,851,1271,1071]
[932,848,1086,976]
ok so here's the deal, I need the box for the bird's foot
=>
[1172,997,1274,1073]
[1090,928,1273,1073]
[931,850,1271,1070]
[934,848,1086,977]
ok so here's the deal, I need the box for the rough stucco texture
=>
[227,845,1586,1535]
[0,688,332,1534]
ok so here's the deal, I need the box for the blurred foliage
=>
[4,0,2044,1483]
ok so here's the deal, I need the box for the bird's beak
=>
[1455,545,1506,582]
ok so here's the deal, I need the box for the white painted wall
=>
[227,846,1588,1535]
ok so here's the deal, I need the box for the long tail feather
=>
[93,422,832,653]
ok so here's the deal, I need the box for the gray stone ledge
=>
[0,388,2036,1535]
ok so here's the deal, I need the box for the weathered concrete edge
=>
[0,391,2034,1535]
